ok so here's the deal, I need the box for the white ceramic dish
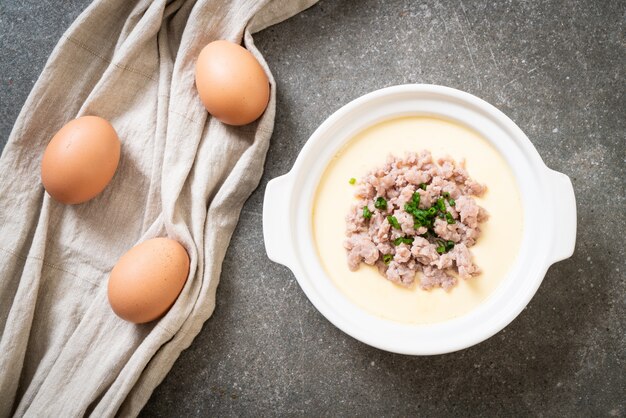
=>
[263,84,576,355]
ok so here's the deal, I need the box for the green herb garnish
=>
[404,192,421,214]
[393,236,414,246]
[362,206,372,219]
[349,177,356,185]
[374,197,387,210]
[419,183,428,190]
[404,190,458,234]
[435,239,455,254]
[383,254,393,264]
[436,198,446,212]
[406,203,437,228]
[387,215,401,229]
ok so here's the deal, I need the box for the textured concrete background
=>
[1,0,624,416]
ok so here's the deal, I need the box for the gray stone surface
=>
[1,0,624,416]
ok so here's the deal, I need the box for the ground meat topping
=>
[344,150,488,290]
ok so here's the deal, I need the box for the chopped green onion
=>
[383,254,393,264]
[349,177,356,185]
[436,198,446,212]
[435,240,455,254]
[393,236,414,246]
[405,190,459,231]
[419,183,428,190]
[406,204,436,228]
[405,202,424,218]
[362,206,372,219]
[374,197,387,210]
[387,215,401,229]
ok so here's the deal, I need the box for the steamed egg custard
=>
[312,116,524,324]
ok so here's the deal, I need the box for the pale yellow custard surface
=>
[312,116,523,324]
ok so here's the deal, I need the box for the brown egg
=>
[41,116,120,204]
[195,40,270,126]
[108,238,190,324]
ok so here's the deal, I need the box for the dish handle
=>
[263,173,295,269]
[546,168,577,264]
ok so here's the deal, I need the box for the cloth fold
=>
[0,0,316,416]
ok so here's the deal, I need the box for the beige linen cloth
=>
[0,0,316,416]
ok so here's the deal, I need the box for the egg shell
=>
[41,116,120,204]
[108,238,190,324]
[195,40,270,126]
